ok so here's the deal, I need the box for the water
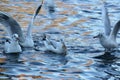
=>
[0,0,120,80]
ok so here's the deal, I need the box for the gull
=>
[94,2,120,52]
[4,34,22,53]
[0,0,43,49]
[42,34,67,55]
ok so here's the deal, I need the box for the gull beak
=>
[16,37,19,40]
[93,35,99,38]
[15,37,20,41]
[16,37,19,41]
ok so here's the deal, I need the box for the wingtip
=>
[34,0,44,17]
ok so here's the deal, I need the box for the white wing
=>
[0,11,24,43]
[110,20,120,41]
[102,2,111,36]
[26,0,44,37]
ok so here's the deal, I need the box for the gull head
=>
[41,33,51,41]
[4,34,22,53]
[93,33,105,39]
[12,34,19,41]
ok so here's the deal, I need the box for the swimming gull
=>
[42,34,67,55]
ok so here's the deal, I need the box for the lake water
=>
[0,0,120,80]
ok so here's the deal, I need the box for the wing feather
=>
[0,11,24,42]
[102,2,111,36]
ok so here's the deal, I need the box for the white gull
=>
[94,2,120,52]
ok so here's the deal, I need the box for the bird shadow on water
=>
[93,51,120,79]
[94,52,117,59]
[3,53,21,64]
[92,51,119,72]
[94,51,119,64]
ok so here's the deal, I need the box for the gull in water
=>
[0,0,43,49]
[94,2,120,52]
[4,34,22,53]
[42,34,67,55]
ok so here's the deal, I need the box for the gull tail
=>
[0,11,24,43]
[26,0,44,37]
[102,2,111,36]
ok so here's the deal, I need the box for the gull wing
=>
[26,0,44,37]
[47,39,57,49]
[0,11,24,43]
[102,2,111,36]
[44,38,56,51]
[110,20,120,41]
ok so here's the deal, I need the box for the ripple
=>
[0,0,120,79]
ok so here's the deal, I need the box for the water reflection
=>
[93,52,120,80]
[4,53,20,64]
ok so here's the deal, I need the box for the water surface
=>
[0,0,120,80]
